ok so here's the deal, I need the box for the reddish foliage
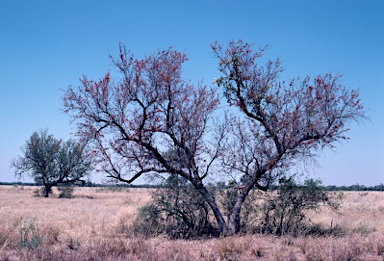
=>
[63,44,221,185]
[212,40,366,190]
[209,40,365,234]
[63,40,365,235]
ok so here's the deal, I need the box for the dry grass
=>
[307,192,384,235]
[0,185,384,260]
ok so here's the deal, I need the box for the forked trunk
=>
[225,189,249,235]
[190,178,226,233]
[191,176,258,236]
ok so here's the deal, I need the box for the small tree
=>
[11,129,91,197]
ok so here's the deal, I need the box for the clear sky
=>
[1,0,383,186]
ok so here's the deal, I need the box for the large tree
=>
[63,41,365,235]
[12,129,91,197]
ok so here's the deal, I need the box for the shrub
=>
[258,176,341,236]
[132,204,164,237]
[57,184,75,198]
[132,174,218,239]
[133,173,341,238]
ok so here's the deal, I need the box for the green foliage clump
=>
[132,174,218,239]
[58,184,75,198]
[132,204,164,237]
[11,129,91,197]
[132,173,342,238]
[259,176,342,236]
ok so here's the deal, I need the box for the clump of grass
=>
[376,239,384,258]
[352,222,376,236]
[66,237,81,250]
[0,223,12,249]
[124,196,133,206]
[14,217,41,249]
[299,235,378,261]
[38,223,60,246]
[216,236,247,260]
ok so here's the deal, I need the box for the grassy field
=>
[0,185,383,260]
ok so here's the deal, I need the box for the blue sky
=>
[1,0,383,185]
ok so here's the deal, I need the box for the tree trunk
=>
[226,183,254,235]
[226,199,244,235]
[43,185,50,197]
[190,178,227,234]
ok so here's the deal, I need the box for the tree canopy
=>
[63,40,365,234]
[12,129,91,197]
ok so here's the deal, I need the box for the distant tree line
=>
[323,183,384,191]
[2,181,384,191]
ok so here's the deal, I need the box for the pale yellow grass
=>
[309,191,384,236]
[0,186,152,243]
[1,186,384,260]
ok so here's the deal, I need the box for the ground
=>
[0,186,383,260]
